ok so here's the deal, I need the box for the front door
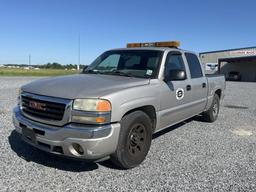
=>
[159,51,194,129]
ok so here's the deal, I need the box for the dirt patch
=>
[231,126,254,136]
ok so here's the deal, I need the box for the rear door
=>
[184,53,208,114]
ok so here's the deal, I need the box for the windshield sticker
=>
[146,70,152,76]
[176,88,184,100]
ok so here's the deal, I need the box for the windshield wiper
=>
[83,69,102,74]
[106,70,133,77]
[83,69,133,77]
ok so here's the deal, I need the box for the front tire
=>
[111,111,152,169]
[202,94,220,122]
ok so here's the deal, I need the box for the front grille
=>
[21,95,66,121]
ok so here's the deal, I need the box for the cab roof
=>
[110,47,176,52]
[108,40,194,53]
[109,47,197,56]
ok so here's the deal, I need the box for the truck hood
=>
[21,74,150,99]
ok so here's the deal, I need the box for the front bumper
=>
[12,107,120,160]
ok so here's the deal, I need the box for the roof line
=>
[218,55,256,61]
[200,46,256,55]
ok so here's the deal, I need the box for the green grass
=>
[0,68,78,76]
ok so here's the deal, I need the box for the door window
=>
[165,53,186,78]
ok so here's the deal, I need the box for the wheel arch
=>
[122,105,157,133]
[215,89,222,99]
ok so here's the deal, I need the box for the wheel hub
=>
[128,123,146,156]
[130,134,139,143]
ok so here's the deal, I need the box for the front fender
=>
[118,96,158,119]
[102,83,160,122]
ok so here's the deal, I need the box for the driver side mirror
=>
[165,69,186,81]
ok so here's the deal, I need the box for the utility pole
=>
[77,33,80,71]
[29,54,31,66]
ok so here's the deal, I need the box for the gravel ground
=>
[0,77,256,192]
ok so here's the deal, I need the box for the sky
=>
[0,0,256,65]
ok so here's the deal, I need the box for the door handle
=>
[186,85,191,91]
[202,83,206,88]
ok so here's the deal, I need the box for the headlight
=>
[72,99,111,124]
[73,99,111,112]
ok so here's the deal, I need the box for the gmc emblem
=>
[29,101,45,111]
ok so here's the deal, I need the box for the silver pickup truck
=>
[13,41,225,169]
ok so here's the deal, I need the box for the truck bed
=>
[205,74,226,110]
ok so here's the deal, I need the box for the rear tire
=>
[111,111,152,169]
[202,94,220,122]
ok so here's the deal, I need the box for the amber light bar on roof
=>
[127,41,180,48]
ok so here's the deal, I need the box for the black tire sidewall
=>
[209,94,220,121]
[115,111,152,168]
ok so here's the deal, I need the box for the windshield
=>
[83,50,163,78]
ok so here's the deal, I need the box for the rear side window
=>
[185,53,203,78]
